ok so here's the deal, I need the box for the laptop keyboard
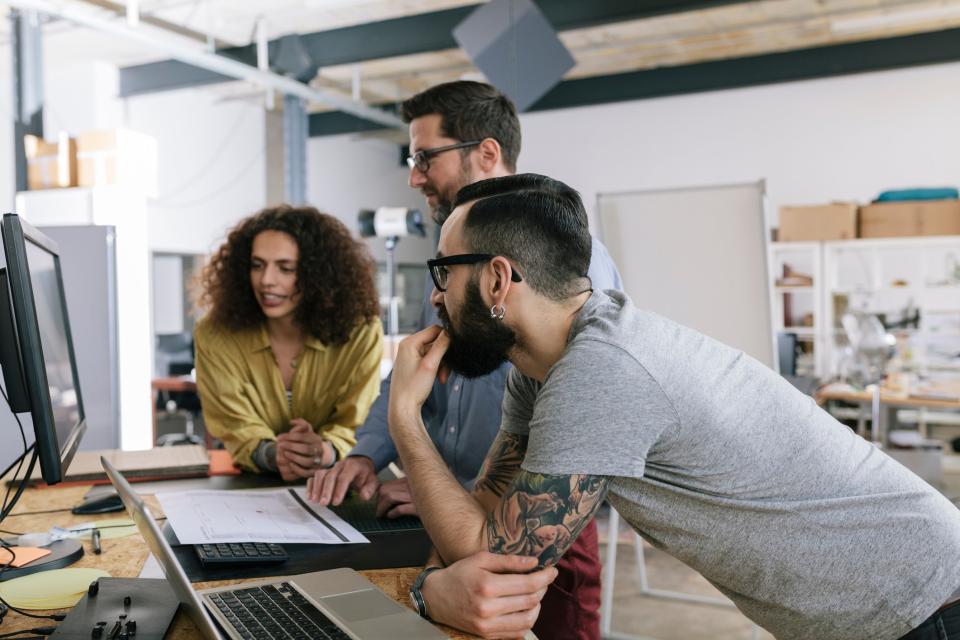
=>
[207,582,351,640]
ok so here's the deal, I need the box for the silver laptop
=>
[102,457,447,640]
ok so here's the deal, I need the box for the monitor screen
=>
[25,240,81,457]
[0,214,85,484]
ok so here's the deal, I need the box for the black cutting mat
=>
[330,495,424,533]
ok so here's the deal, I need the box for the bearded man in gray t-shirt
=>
[385,173,960,640]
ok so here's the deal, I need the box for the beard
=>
[437,277,517,378]
[427,158,474,225]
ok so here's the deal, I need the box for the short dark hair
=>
[401,81,521,172]
[453,174,592,301]
[197,205,380,346]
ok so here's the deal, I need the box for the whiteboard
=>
[598,181,775,368]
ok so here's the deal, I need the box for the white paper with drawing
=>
[156,488,368,544]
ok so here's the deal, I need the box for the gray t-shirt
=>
[501,290,960,640]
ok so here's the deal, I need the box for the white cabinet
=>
[770,236,960,379]
[14,186,153,451]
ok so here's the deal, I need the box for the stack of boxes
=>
[23,129,158,196]
[779,198,960,241]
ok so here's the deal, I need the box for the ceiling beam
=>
[10,0,403,127]
[118,0,749,98]
[530,26,960,111]
[307,26,960,136]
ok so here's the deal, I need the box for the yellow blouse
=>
[194,316,383,472]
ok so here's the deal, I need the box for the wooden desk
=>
[816,381,960,411]
[0,484,473,639]
[816,380,960,443]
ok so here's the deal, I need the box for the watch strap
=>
[410,566,442,619]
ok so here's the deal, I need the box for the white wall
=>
[518,61,960,230]
[44,61,122,133]
[308,133,434,263]
[0,50,13,213]
[123,89,268,255]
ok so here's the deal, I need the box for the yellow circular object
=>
[0,567,110,610]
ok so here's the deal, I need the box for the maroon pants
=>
[532,519,602,640]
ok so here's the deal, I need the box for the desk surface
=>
[152,377,198,393]
[0,484,474,639]
[816,380,960,410]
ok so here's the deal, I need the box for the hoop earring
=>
[489,304,506,320]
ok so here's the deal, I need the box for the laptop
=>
[101,457,448,640]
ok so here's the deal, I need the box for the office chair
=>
[154,332,205,446]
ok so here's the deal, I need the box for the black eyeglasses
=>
[427,254,523,292]
[406,140,481,173]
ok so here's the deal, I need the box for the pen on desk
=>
[92,528,102,554]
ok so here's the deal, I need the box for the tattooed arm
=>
[487,472,608,568]
[397,421,607,567]
[472,430,529,511]
[423,431,528,567]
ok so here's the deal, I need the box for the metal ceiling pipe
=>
[3,0,404,128]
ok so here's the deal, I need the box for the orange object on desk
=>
[0,546,51,567]
[208,449,241,476]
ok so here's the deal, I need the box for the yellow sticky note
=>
[0,568,110,610]
[0,546,51,568]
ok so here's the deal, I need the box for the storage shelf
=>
[781,327,816,336]
[770,235,960,379]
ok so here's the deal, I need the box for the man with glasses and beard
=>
[386,173,960,640]
[308,82,621,639]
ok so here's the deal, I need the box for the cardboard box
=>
[24,133,78,190]
[778,203,858,242]
[77,128,158,197]
[859,200,960,238]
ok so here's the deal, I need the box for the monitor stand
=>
[0,538,83,581]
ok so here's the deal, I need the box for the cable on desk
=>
[0,509,167,536]
[1,509,72,518]
[0,386,39,531]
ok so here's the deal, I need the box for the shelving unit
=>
[767,242,823,376]
[769,236,960,379]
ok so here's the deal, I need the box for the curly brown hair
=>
[197,205,380,346]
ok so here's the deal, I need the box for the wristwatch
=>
[409,566,442,620]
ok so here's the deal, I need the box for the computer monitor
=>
[0,213,85,485]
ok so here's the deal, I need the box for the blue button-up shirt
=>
[350,237,622,488]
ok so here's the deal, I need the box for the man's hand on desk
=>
[377,477,418,518]
[307,455,379,506]
[276,420,335,482]
[421,553,556,640]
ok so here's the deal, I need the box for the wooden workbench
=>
[0,484,473,639]
[816,380,960,411]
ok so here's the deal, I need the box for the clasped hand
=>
[275,419,334,482]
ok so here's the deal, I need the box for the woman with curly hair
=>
[194,205,383,481]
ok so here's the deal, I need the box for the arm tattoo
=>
[473,432,528,499]
[486,471,609,568]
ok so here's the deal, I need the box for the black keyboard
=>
[330,495,423,533]
[207,583,350,640]
[194,543,288,566]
